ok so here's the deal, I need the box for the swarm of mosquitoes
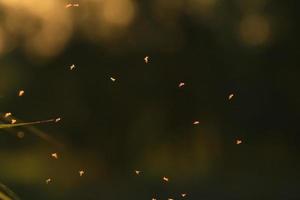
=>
[0,3,243,200]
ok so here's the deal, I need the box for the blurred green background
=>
[0,0,299,199]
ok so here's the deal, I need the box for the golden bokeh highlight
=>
[101,0,136,27]
[187,0,218,19]
[0,0,138,58]
[0,27,6,55]
[0,0,73,59]
[239,14,271,46]
[152,0,184,25]
[72,0,137,43]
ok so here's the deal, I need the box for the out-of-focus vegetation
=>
[0,0,299,199]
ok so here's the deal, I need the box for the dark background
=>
[0,0,299,199]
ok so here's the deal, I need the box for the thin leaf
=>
[0,119,55,129]
[0,183,20,200]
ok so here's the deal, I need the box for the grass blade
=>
[0,119,55,129]
[0,183,20,200]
